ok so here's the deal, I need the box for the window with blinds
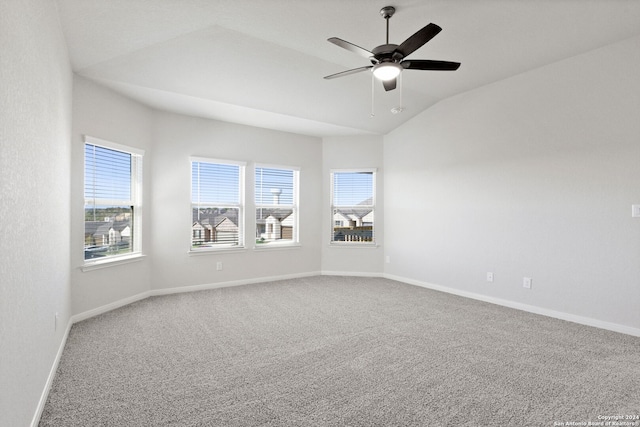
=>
[84,137,143,261]
[191,158,245,250]
[255,166,299,245]
[330,170,375,244]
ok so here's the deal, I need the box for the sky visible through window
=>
[333,172,373,206]
[191,162,240,204]
[256,167,294,205]
[87,156,372,211]
[84,144,132,201]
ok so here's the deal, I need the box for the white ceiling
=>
[55,0,640,137]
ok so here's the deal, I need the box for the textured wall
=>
[149,111,323,291]
[384,35,640,332]
[0,0,72,425]
[69,76,154,315]
[321,135,385,275]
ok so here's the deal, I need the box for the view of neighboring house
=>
[192,208,240,246]
[333,208,373,227]
[192,207,296,246]
[192,216,239,246]
[333,197,374,242]
[256,208,294,241]
[84,219,131,259]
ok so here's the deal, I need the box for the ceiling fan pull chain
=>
[370,73,376,117]
[399,73,403,110]
[391,74,405,115]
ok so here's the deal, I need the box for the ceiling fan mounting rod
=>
[380,6,395,44]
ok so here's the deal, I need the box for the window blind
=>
[255,167,294,205]
[85,144,132,203]
[192,162,240,205]
[332,171,374,207]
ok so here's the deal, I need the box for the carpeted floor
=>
[40,276,640,426]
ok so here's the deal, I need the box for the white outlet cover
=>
[632,205,640,218]
[486,272,494,282]
[523,277,532,289]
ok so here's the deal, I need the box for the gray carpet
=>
[40,276,640,426]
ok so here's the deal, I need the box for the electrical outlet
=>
[385,256,391,264]
[632,205,640,218]
[523,277,532,289]
[216,262,223,271]
[486,272,494,282]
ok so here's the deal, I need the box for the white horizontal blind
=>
[84,141,142,261]
[85,144,132,203]
[331,170,375,243]
[255,166,298,244]
[255,167,294,205]
[191,160,244,249]
[192,162,240,205]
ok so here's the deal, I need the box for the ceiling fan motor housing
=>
[371,44,400,64]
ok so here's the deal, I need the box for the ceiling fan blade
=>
[327,37,373,60]
[323,66,373,80]
[383,78,397,91]
[402,60,461,71]
[395,23,442,58]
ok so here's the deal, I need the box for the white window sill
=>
[329,242,379,248]
[82,253,146,272]
[253,242,301,251]
[188,246,246,256]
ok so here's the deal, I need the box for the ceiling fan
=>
[324,6,460,91]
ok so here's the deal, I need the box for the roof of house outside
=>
[86,220,130,236]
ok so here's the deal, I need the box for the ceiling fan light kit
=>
[372,62,402,81]
[324,4,461,103]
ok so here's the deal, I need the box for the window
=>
[255,166,299,245]
[330,169,375,244]
[191,158,245,250]
[84,137,143,262]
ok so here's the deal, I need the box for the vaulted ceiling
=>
[55,0,640,137]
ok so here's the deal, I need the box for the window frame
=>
[254,163,300,248]
[189,157,246,253]
[83,136,144,268]
[330,168,376,246]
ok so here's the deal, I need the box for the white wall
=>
[150,112,322,291]
[322,136,384,275]
[384,35,640,332]
[0,0,72,425]
[70,76,154,314]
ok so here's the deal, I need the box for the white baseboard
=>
[384,273,640,338]
[72,271,640,338]
[30,318,73,427]
[321,270,384,278]
[72,271,322,323]
[150,271,322,296]
[71,291,151,324]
